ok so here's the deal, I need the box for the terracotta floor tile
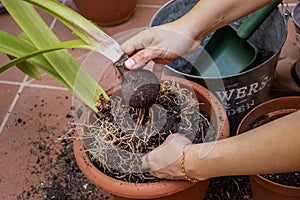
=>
[0,87,72,199]
[0,1,299,199]
[0,62,26,82]
[26,73,66,88]
[0,84,19,124]
[101,6,164,35]
[0,9,54,35]
[0,13,22,35]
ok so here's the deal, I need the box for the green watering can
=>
[191,0,282,77]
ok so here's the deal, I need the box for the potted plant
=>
[73,0,138,26]
[73,75,230,200]
[237,96,300,200]
[0,0,230,199]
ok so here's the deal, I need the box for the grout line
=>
[1,79,67,90]
[0,0,69,134]
[25,72,47,85]
[0,76,28,134]
[0,80,23,86]
[26,83,68,90]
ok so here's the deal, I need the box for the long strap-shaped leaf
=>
[7,55,41,80]
[0,30,71,90]
[0,30,62,80]
[0,39,92,72]
[1,0,107,111]
[25,0,123,63]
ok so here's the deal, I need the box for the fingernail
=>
[125,58,136,68]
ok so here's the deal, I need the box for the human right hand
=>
[121,23,201,69]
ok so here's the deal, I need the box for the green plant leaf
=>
[0,30,57,75]
[24,0,124,63]
[17,62,42,80]
[7,55,41,80]
[0,30,71,90]
[1,0,108,111]
[1,39,93,72]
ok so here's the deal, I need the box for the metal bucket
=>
[292,1,300,49]
[150,0,287,135]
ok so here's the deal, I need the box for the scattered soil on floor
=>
[17,131,112,200]
[15,105,255,200]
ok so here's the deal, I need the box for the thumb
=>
[124,48,160,69]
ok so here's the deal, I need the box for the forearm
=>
[171,0,273,42]
[187,110,300,180]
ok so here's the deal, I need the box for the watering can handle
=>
[237,0,282,39]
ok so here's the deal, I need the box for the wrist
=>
[181,144,199,183]
[184,144,211,181]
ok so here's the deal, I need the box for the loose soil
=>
[20,127,254,200]
[261,172,300,187]
[14,82,256,199]
[82,80,215,183]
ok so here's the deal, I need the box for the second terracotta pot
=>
[237,96,300,200]
[74,75,230,200]
[73,0,137,26]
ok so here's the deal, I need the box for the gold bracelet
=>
[181,143,199,183]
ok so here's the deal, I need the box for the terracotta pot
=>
[73,75,230,200]
[237,96,300,200]
[73,0,137,26]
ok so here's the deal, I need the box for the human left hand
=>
[141,133,192,180]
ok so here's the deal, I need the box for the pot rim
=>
[237,96,300,196]
[73,75,230,198]
[237,96,300,134]
[73,138,211,199]
[250,174,300,196]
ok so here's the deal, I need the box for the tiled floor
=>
[0,0,299,199]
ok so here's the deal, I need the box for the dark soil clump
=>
[122,69,160,108]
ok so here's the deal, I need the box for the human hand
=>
[141,133,192,180]
[121,24,200,69]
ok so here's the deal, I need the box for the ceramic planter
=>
[73,75,230,200]
[73,0,137,26]
[237,96,300,200]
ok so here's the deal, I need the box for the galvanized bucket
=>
[150,0,288,135]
